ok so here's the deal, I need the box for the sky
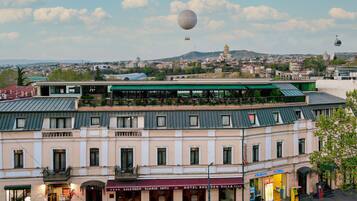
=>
[0,0,357,61]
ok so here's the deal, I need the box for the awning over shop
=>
[106,178,243,191]
[80,180,105,189]
[4,185,31,190]
[297,167,311,175]
[111,84,247,91]
[246,84,277,90]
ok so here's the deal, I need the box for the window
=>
[189,115,199,127]
[190,147,199,165]
[295,110,303,120]
[252,145,259,162]
[298,138,305,154]
[14,150,23,168]
[277,142,283,158]
[273,112,280,123]
[91,117,100,126]
[53,149,66,171]
[90,148,99,166]
[121,148,133,172]
[157,148,167,166]
[157,116,166,127]
[16,118,26,129]
[117,116,138,128]
[222,115,231,127]
[50,118,71,129]
[6,188,31,201]
[223,147,232,164]
[248,113,256,125]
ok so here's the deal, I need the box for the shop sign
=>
[255,172,268,177]
[273,169,284,174]
[255,169,285,178]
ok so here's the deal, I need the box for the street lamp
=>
[208,162,214,201]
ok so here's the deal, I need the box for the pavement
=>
[299,189,357,201]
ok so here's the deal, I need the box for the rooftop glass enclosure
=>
[78,84,306,106]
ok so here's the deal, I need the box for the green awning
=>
[111,84,247,91]
[273,83,305,97]
[4,185,31,190]
[246,85,277,89]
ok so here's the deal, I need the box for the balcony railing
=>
[115,165,138,181]
[79,96,305,107]
[42,167,72,182]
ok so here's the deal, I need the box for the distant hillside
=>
[160,50,268,61]
[0,59,89,66]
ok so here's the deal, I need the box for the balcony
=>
[115,166,138,181]
[42,167,72,183]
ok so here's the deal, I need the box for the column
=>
[141,190,150,201]
[206,189,219,201]
[101,129,109,175]
[173,189,183,201]
[293,122,299,156]
[235,188,242,201]
[0,132,3,178]
[32,131,42,176]
[265,127,272,161]
[174,130,183,174]
[141,130,149,166]
[306,120,313,154]
[208,130,216,164]
[79,128,87,175]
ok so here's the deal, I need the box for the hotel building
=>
[0,80,345,201]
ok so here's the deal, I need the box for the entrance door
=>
[86,187,102,201]
[121,148,133,172]
[298,172,307,194]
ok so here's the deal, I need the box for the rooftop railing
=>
[79,96,305,107]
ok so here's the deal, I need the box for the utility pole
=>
[208,162,213,201]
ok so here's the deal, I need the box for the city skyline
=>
[0,0,357,60]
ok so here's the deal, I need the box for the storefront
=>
[4,185,31,201]
[107,177,243,201]
[116,191,141,201]
[150,190,173,201]
[250,170,287,201]
[46,184,73,201]
[80,180,105,201]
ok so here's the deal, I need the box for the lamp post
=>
[208,162,213,201]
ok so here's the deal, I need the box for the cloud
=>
[33,7,109,25]
[170,0,240,14]
[0,32,20,40]
[0,8,32,23]
[122,0,148,9]
[239,5,288,21]
[206,19,224,30]
[43,35,92,44]
[0,0,38,6]
[254,18,335,32]
[329,8,356,20]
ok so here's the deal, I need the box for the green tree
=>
[16,67,27,86]
[330,58,347,66]
[94,67,105,81]
[48,69,93,81]
[0,69,17,88]
[302,56,327,75]
[310,90,357,188]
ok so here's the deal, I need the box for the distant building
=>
[334,67,357,80]
[93,64,112,71]
[0,84,36,100]
[104,73,147,81]
[289,62,302,72]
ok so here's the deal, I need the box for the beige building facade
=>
[0,81,345,201]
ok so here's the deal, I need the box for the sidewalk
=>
[299,190,357,201]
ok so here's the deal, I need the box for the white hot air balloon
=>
[178,10,197,40]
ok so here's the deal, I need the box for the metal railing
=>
[79,96,305,107]
[114,165,138,181]
[42,167,72,182]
